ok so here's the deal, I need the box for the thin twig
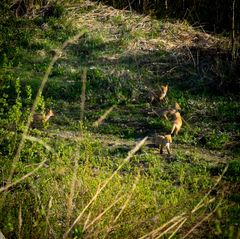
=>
[18,204,22,239]
[155,216,187,239]
[44,196,53,237]
[83,211,92,231]
[0,158,47,193]
[80,67,87,122]
[92,105,116,127]
[84,195,123,231]
[168,218,188,239]
[182,116,192,130]
[138,213,186,239]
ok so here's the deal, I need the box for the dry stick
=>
[80,67,87,122]
[165,0,168,9]
[84,195,123,231]
[182,203,221,239]
[0,230,6,239]
[168,218,188,239]
[44,196,53,237]
[92,105,116,128]
[66,155,79,227]
[83,187,125,232]
[3,30,87,194]
[63,136,148,239]
[138,213,186,239]
[83,211,92,231]
[181,116,192,130]
[0,158,47,193]
[18,204,22,239]
[127,0,132,11]
[155,216,187,239]
[113,173,140,223]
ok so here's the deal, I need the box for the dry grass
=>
[139,165,228,239]
[63,136,148,238]
[68,0,229,56]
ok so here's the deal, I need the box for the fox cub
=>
[171,111,182,135]
[154,134,172,155]
[148,102,180,120]
[32,109,54,127]
[163,102,181,120]
[149,84,168,103]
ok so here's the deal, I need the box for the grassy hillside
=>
[0,1,239,238]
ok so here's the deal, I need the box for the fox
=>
[171,111,182,135]
[148,102,181,120]
[162,102,181,120]
[32,109,54,126]
[154,134,172,155]
[149,84,168,104]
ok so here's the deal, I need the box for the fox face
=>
[33,109,54,126]
[149,84,169,103]
[173,102,181,111]
[159,84,168,100]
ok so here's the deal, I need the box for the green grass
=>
[0,1,239,238]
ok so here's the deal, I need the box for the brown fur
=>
[148,102,181,120]
[154,134,172,154]
[33,109,54,125]
[149,84,168,103]
[171,111,182,135]
[162,102,181,120]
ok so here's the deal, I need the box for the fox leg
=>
[171,124,176,135]
[175,126,180,135]
[160,144,163,154]
[166,143,171,155]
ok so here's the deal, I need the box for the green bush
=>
[225,160,240,181]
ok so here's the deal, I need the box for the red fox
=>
[154,134,172,154]
[33,109,54,125]
[148,102,181,120]
[171,111,182,135]
[163,102,181,120]
[149,84,168,103]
